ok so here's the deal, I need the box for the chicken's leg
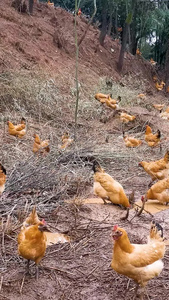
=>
[121,207,130,220]
[139,286,150,300]
[133,283,139,300]
[25,259,30,274]
[140,293,144,300]
[102,197,109,204]
[35,265,39,280]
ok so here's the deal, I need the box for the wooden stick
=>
[20,275,25,294]
[86,265,99,278]
[134,203,153,216]
[41,265,75,276]
[0,276,3,292]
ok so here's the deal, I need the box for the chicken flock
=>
[1,84,169,300]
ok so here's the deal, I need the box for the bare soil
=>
[1,1,169,300]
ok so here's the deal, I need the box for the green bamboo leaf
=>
[126,12,132,24]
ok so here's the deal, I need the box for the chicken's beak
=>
[38,225,51,232]
[112,230,122,240]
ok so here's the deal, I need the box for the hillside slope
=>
[0,0,158,92]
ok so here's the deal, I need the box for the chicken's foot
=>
[102,198,108,204]
[102,197,110,204]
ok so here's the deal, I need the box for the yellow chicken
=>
[111,222,165,299]
[153,104,164,112]
[18,207,40,245]
[145,125,161,147]
[105,98,118,110]
[123,132,142,147]
[150,58,157,65]
[155,81,165,91]
[7,118,26,138]
[120,112,136,123]
[95,93,121,110]
[47,0,54,6]
[136,48,141,55]
[95,93,110,103]
[153,75,158,82]
[139,151,169,182]
[105,95,121,110]
[160,107,169,120]
[146,178,169,204]
[18,219,48,279]
[0,163,6,195]
[93,161,130,208]
[33,134,50,155]
[59,132,74,150]
[137,93,146,99]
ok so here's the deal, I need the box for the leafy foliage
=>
[50,0,169,69]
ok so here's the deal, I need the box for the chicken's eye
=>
[116,230,122,236]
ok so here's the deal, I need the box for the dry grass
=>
[0,68,167,218]
[93,76,149,107]
[0,71,64,121]
[1,70,169,299]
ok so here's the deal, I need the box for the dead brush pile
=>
[3,147,93,211]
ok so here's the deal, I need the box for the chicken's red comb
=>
[113,225,118,231]
[141,196,144,202]
[42,219,46,225]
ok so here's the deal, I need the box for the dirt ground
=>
[1,1,169,300]
[1,202,169,300]
[1,113,169,300]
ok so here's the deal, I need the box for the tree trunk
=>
[117,22,129,72]
[129,0,137,54]
[11,0,27,13]
[130,34,139,55]
[99,1,108,46]
[165,40,169,87]
[107,7,113,36]
[29,0,34,14]
[115,7,118,36]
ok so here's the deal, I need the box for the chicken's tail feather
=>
[34,134,41,144]
[92,160,103,173]
[164,150,169,162]
[150,221,164,240]
[32,206,37,216]
[21,117,26,124]
[0,163,6,175]
[117,96,121,102]
[156,129,161,139]
[122,131,126,138]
